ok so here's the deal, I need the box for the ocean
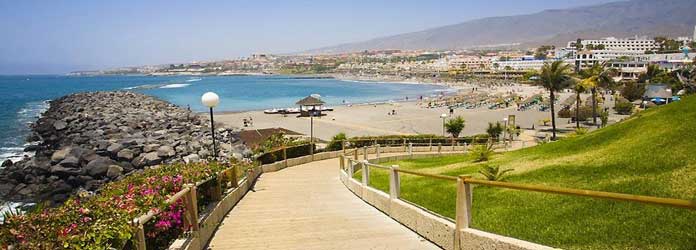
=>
[0,75,451,163]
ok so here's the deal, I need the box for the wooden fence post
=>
[342,140,346,154]
[402,138,406,151]
[283,147,288,168]
[464,142,468,153]
[230,165,239,188]
[339,155,345,171]
[354,148,358,160]
[438,143,442,154]
[348,158,355,179]
[363,146,368,161]
[429,138,433,151]
[455,175,473,248]
[187,184,200,232]
[389,165,400,199]
[376,144,380,160]
[211,177,223,201]
[134,221,146,250]
[408,143,413,157]
[361,160,370,186]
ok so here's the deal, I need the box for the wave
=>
[160,83,191,89]
[186,78,202,82]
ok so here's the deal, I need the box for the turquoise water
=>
[0,75,450,162]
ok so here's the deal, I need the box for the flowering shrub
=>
[0,161,249,250]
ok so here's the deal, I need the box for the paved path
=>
[208,157,440,250]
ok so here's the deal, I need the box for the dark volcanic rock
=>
[0,91,247,203]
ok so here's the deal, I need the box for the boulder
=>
[85,157,116,177]
[50,165,82,177]
[183,154,200,164]
[143,152,162,165]
[1,159,12,168]
[58,156,80,168]
[53,120,67,131]
[84,180,104,191]
[199,149,210,159]
[157,146,176,158]
[51,147,72,163]
[143,144,160,153]
[106,143,123,155]
[106,165,123,179]
[117,148,135,161]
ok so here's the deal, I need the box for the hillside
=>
[306,0,696,54]
[359,95,696,249]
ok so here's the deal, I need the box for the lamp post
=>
[201,92,220,159]
[440,113,448,137]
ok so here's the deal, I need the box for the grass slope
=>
[357,95,696,250]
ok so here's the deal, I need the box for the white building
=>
[568,37,657,52]
[494,59,547,71]
[575,50,649,68]
[607,61,648,81]
[448,56,492,70]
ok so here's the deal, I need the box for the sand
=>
[214,84,605,142]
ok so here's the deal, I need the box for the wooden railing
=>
[129,166,242,250]
[339,151,696,248]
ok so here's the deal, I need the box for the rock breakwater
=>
[0,91,248,204]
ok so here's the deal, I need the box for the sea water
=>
[0,75,451,163]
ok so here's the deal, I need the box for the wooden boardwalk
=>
[208,157,440,250]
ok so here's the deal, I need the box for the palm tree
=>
[638,64,662,83]
[573,79,587,129]
[579,63,617,127]
[534,61,574,140]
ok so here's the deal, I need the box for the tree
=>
[486,122,504,141]
[572,78,587,128]
[445,116,466,138]
[620,81,646,101]
[532,61,574,140]
[579,63,617,127]
[638,64,663,83]
[326,132,347,151]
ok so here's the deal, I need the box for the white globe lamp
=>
[201,92,220,159]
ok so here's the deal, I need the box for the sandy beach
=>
[214,82,604,142]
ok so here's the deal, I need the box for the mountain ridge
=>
[303,0,696,54]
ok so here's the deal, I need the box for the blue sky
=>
[0,0,619,74]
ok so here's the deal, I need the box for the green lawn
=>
[354,95,696,250]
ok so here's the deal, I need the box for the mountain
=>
[305,0,696,54]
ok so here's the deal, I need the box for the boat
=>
[264,108,281,114]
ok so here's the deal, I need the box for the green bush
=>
[478,165,514,181]
[0,161,248,249]
[471,144,494,162]
[347,134,488,148]
[256,144,314,164]
[614,101,634,115]
[445,116,466,138]
[325,133,347,151]
[620,81,645,101]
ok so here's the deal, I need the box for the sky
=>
[0,0,620,74]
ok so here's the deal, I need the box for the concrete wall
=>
[340,154,554,250]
